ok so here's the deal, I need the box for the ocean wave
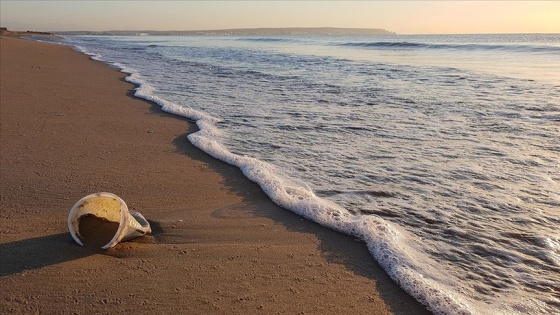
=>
[60,34,560,315]
[237,37,298,43]
[337,41,560,53]
[104,54,486,315]
[69,41,473,315]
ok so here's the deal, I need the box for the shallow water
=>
[56,34,560,315]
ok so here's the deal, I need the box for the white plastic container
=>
[68,192,151,249]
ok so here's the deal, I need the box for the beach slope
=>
[0,36,429,314]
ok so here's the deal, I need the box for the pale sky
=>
[1,1,558,35]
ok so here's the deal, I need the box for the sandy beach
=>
[0,36,429,314]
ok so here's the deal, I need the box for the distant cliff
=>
[57,27,396,36]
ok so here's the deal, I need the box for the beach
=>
[0,36,430,314]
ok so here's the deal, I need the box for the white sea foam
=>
[73,45,103,62]
[70,46,461,313]
[109,64,480,315]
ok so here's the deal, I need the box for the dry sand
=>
[0,36,430,314]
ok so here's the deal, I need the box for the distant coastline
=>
[55,27,396,36]
[0,27,57,37]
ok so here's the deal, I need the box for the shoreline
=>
[0,36,430,314]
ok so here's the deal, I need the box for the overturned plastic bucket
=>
[68,192,151,249]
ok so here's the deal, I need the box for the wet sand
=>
[0,36,430,314]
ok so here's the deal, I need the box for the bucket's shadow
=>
[0,233,98,276]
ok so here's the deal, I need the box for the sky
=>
[1,1,559,35]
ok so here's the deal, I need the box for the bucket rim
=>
[67,192,128,249]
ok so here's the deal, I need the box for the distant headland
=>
[0,27,56,37]
[56,27,396,36]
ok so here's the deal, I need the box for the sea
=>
[42,33,559,315]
